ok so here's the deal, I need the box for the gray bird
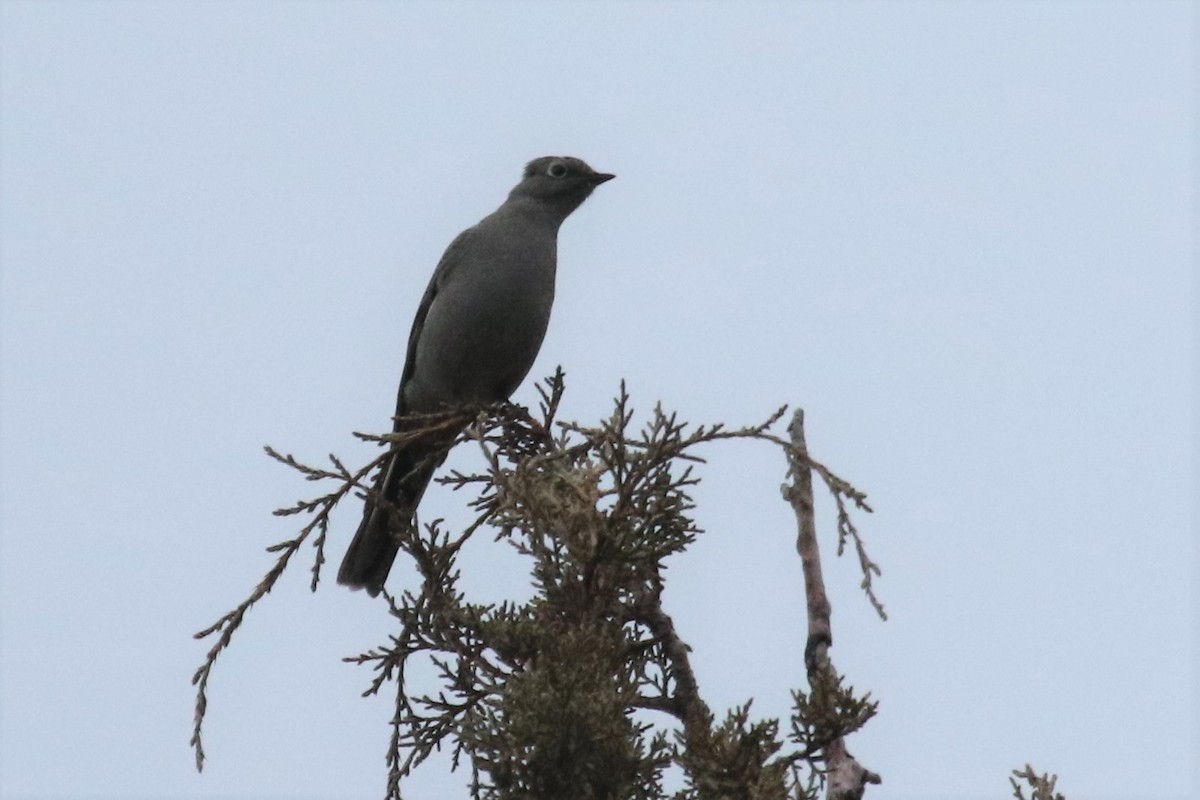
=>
[338,156,614,595]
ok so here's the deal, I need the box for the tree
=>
[191,372,1062,800]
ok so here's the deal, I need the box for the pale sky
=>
[1,2,1194,799]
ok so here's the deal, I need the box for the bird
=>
[337,156,615,596]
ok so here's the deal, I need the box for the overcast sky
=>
[1,2,1194,799]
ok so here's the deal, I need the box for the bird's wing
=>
[393,227,476,425]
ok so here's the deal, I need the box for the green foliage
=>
[1010,765,1066,800]
[674,704,791,800]
[462,622,670,800]
[194,371,893,799]
[789,669,877,762]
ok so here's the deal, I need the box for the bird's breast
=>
[408,235,558,409]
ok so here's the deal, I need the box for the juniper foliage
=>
[193,371,890,799]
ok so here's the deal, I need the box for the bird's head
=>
[509,156,615,216]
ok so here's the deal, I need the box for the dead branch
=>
[783,409,882,799]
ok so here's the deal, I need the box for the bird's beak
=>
[591,172,616,185]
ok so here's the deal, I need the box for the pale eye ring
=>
[547,162,568,178]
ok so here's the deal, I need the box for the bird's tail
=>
[337,442,442,596]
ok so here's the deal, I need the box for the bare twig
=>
[783,409,881,799]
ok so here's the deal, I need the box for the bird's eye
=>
[547,162,568,178]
